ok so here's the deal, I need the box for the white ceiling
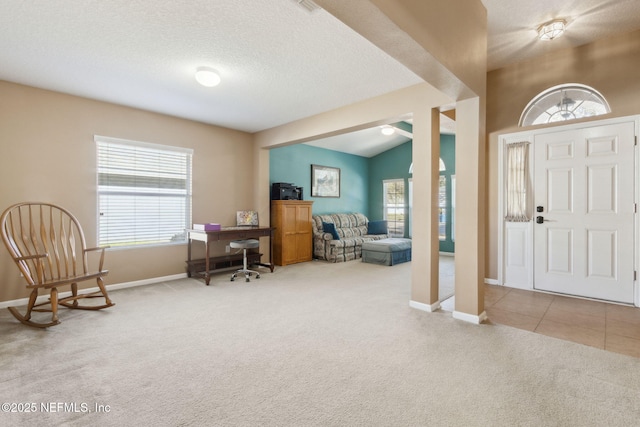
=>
[304,115,456,158]
[1,0,639,156]
[0,0,422,133]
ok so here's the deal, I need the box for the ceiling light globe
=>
[195,67,221,87]
[381,126,395,136]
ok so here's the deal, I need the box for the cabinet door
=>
[281,204,298,233]
[281,204,299,264]
[283,233,298,264]
[295,233,313,261]
[295,204,313,262]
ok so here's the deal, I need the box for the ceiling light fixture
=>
[195,67,221,87]
[555,90,577,120]
[537,19,566,41]
[381,125,395,136]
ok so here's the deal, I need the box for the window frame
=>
[438,174,447,241]
[382,178,405,238]
[95,135,193,249]
[408,178,413,238]
[450,175,456,242]
[519,83,610,127]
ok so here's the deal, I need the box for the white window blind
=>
[96,136,193,248]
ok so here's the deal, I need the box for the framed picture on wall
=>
[311,164,340,198]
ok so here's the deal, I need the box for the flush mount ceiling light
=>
[195,67,221,87]
[537,19,566,41]
[381,125,395,136]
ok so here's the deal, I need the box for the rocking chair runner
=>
[0,202,114,327]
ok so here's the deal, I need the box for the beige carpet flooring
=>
[1,260,639,426]
[438,255,455,301]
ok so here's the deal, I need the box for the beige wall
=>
[255,83,448,147]
[0,81,254,302]
[486,29,640,280]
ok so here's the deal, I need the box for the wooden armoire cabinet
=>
[271,200,313,266]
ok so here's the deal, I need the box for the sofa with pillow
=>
[311,213,389,262]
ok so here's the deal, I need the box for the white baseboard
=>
[484,278,499,285]
[409,300,441,312]
[0,273,188,309]
[453,310,488,324]
[105,273,187,292]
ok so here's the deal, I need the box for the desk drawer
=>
[227,230,270,240]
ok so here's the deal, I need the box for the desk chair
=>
[230,239,261,282]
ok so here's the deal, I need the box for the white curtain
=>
[505,141,531,222]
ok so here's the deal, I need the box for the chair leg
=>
[50,288,59,324]
[25,289,38,321]
[241,249,247,282]
[71,282,79,308]
[96,277,113,306]
[7,288,61,328]
[230,248,261,282]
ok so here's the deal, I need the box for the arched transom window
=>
[519,83,610,127]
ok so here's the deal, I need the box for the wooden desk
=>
[187,226,275,285]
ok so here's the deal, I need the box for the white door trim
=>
[498,115,640,307]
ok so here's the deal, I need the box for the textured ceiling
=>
[1,0,639,157]
[0,0,422,133]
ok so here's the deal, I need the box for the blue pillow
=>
[322,222,340,240]
[367,220,388,235]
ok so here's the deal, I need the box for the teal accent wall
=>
[269,135,455,252]
[269,144,369,215]
[368,135,456,251]
[368,141,412,225]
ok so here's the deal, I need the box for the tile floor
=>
[438,258,640,358]
[480,284,640,358]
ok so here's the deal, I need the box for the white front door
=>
[533,121,636,303]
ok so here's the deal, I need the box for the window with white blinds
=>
[96,136,193,248]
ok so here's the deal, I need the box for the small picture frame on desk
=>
[236,210,258,226]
